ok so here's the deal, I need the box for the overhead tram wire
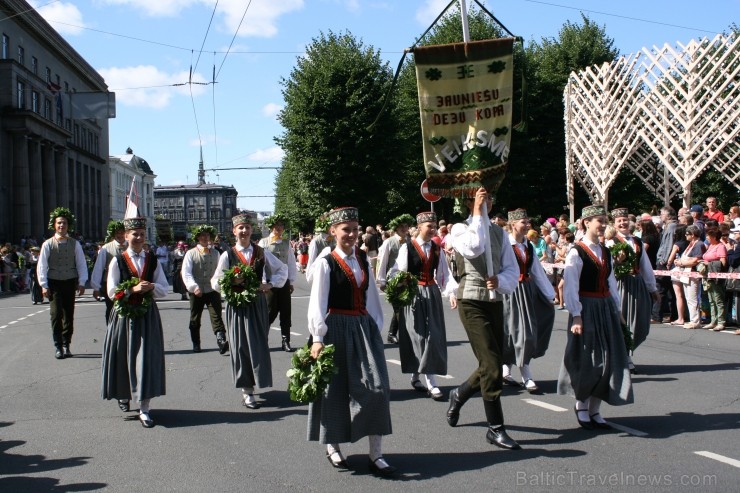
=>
[189,50,203,151]
[215,0,253,81]
[193,0,219,74]
[1,0,61,22]
[212,54,218,167]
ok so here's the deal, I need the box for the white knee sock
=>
[368,435,383,462]
[139,399,150,414]
[519,364,533,382]
[424,374,438,389]
[588,397,607,423]
[502,364,512,378]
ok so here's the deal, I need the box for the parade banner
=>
[415,38,515,198]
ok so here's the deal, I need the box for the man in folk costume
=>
[387,211,457,400]
[446,188,521,450]
[91,220,127,324]
[307,207,395,476]
[606,207,659,373]
[501,209,556,393]
[181,225,228,354]
[102,216,168,428]
[376,214,415,344]
[37,207,88,360]
[306,213,335,282]
[258,214,297,352]
[211,212,287,409]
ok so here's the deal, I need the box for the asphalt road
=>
[1,274,738,492]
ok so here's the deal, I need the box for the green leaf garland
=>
[608,242,637,280]
[286,344,339,403]
[113,277,153,319]
[219,263,260,307]
[385,271,418,307]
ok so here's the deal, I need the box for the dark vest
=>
[408,240,439,286]
[116,251,158,283]
[227,244,265,281]
[513,240,535,282]
[326,249,369,313]
[574,242,612,298]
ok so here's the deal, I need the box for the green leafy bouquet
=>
[113,277,153,319]
[219,263,260,307]
[286,344,338,403]
[608,242,637,280]
[385,271,418,307]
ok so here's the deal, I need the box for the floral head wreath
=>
[314,214,331,233]
[191,224,218,240]
[106,220,125,241]
[264,213,290,230]
[387,213,416,232]
[48,207,76,232]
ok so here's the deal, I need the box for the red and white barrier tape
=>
[541,263,740,279]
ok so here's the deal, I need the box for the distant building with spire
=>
[108,147,157,242]
[153,152,238,241]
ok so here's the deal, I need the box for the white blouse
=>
[106,248,169,299]
[563,237,620,318]
[387,236,458,298]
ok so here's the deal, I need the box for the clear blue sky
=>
[29,0,737,213]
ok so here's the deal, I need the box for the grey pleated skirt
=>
[101,304,166,402]
[225,293,272,389]
[618,276,652,350]
[307,313,392,444]
[503,280,555,367]
[399,284,448,375]
[557,297,633,405]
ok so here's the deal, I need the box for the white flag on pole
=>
[125,177,140,218]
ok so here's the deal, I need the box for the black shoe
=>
[216,332,229,355]
[503,376,522,387]
[139,412,155,428]
[63,346,72,357]
[193,343,201,353]
[282,338,294,352]
[590,413,613,430]
[368,457,397,478]
[242,395,261,409]
[55,348,65,360]
[428,387,445,401]
[575,406,594,430]
[446,387,463,427]
[411,379,426,392]
[485,425,521,450]
[387,333,398,344]
[118,400,130,412]
[326,451,349,469]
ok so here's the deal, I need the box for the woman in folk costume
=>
[605,207,659,373]
[307,207,395,477]
[171,241,189,301]
[557,205,633,431]
[102,217,168,428]
[387,211,457,400]
[501,209,555,393]
[376,214,414,344]
[211,212,287,410]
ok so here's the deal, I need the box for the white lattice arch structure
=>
[565,34,739,218]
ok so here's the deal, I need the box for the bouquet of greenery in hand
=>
[621,322,634,352]
[608,242,637,280]
[385,271,418,307]
[219,263,260,307]
[286,344,338,403]
[113,277,153,319]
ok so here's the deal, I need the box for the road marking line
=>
[387,359,401,365]
[438,374,454,379]
[18,317,27,320]
[522,398,568,412]
[695,451,740,468]
[607,422,649,437]
[8,321,17,324]
[0,326,7,329]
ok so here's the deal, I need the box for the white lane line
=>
[269,327,304,337]
[522,398,568,412]
[8,321,17,325]
[438,374,454,379]
[607,422,649,437]
[694,451,740,468]
[387,359,401,365]
[0,325,7,329]
[17,317,27,320]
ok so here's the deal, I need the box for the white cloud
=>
[416,0,453,26]
[98,65,208,108]
[248,146,284,163]
[261,103,282,118]
[30,1,86,35]
[99,0,200,17]
[217,0,304,38]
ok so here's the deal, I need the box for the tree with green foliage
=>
[274,31,412,231]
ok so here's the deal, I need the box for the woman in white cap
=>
[388,211,457,400]
[558,205,633,431]
[307,207,395,477]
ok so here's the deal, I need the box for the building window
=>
[17,45,24,65]
[45,67,51,83]
[2,34,8,59]
[16,81,25,109]
[31,91,39,112]
[74,124,79,146]
[31,56,37,74]
[44,98,51,119]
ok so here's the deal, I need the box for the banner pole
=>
[459,0,471,43]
